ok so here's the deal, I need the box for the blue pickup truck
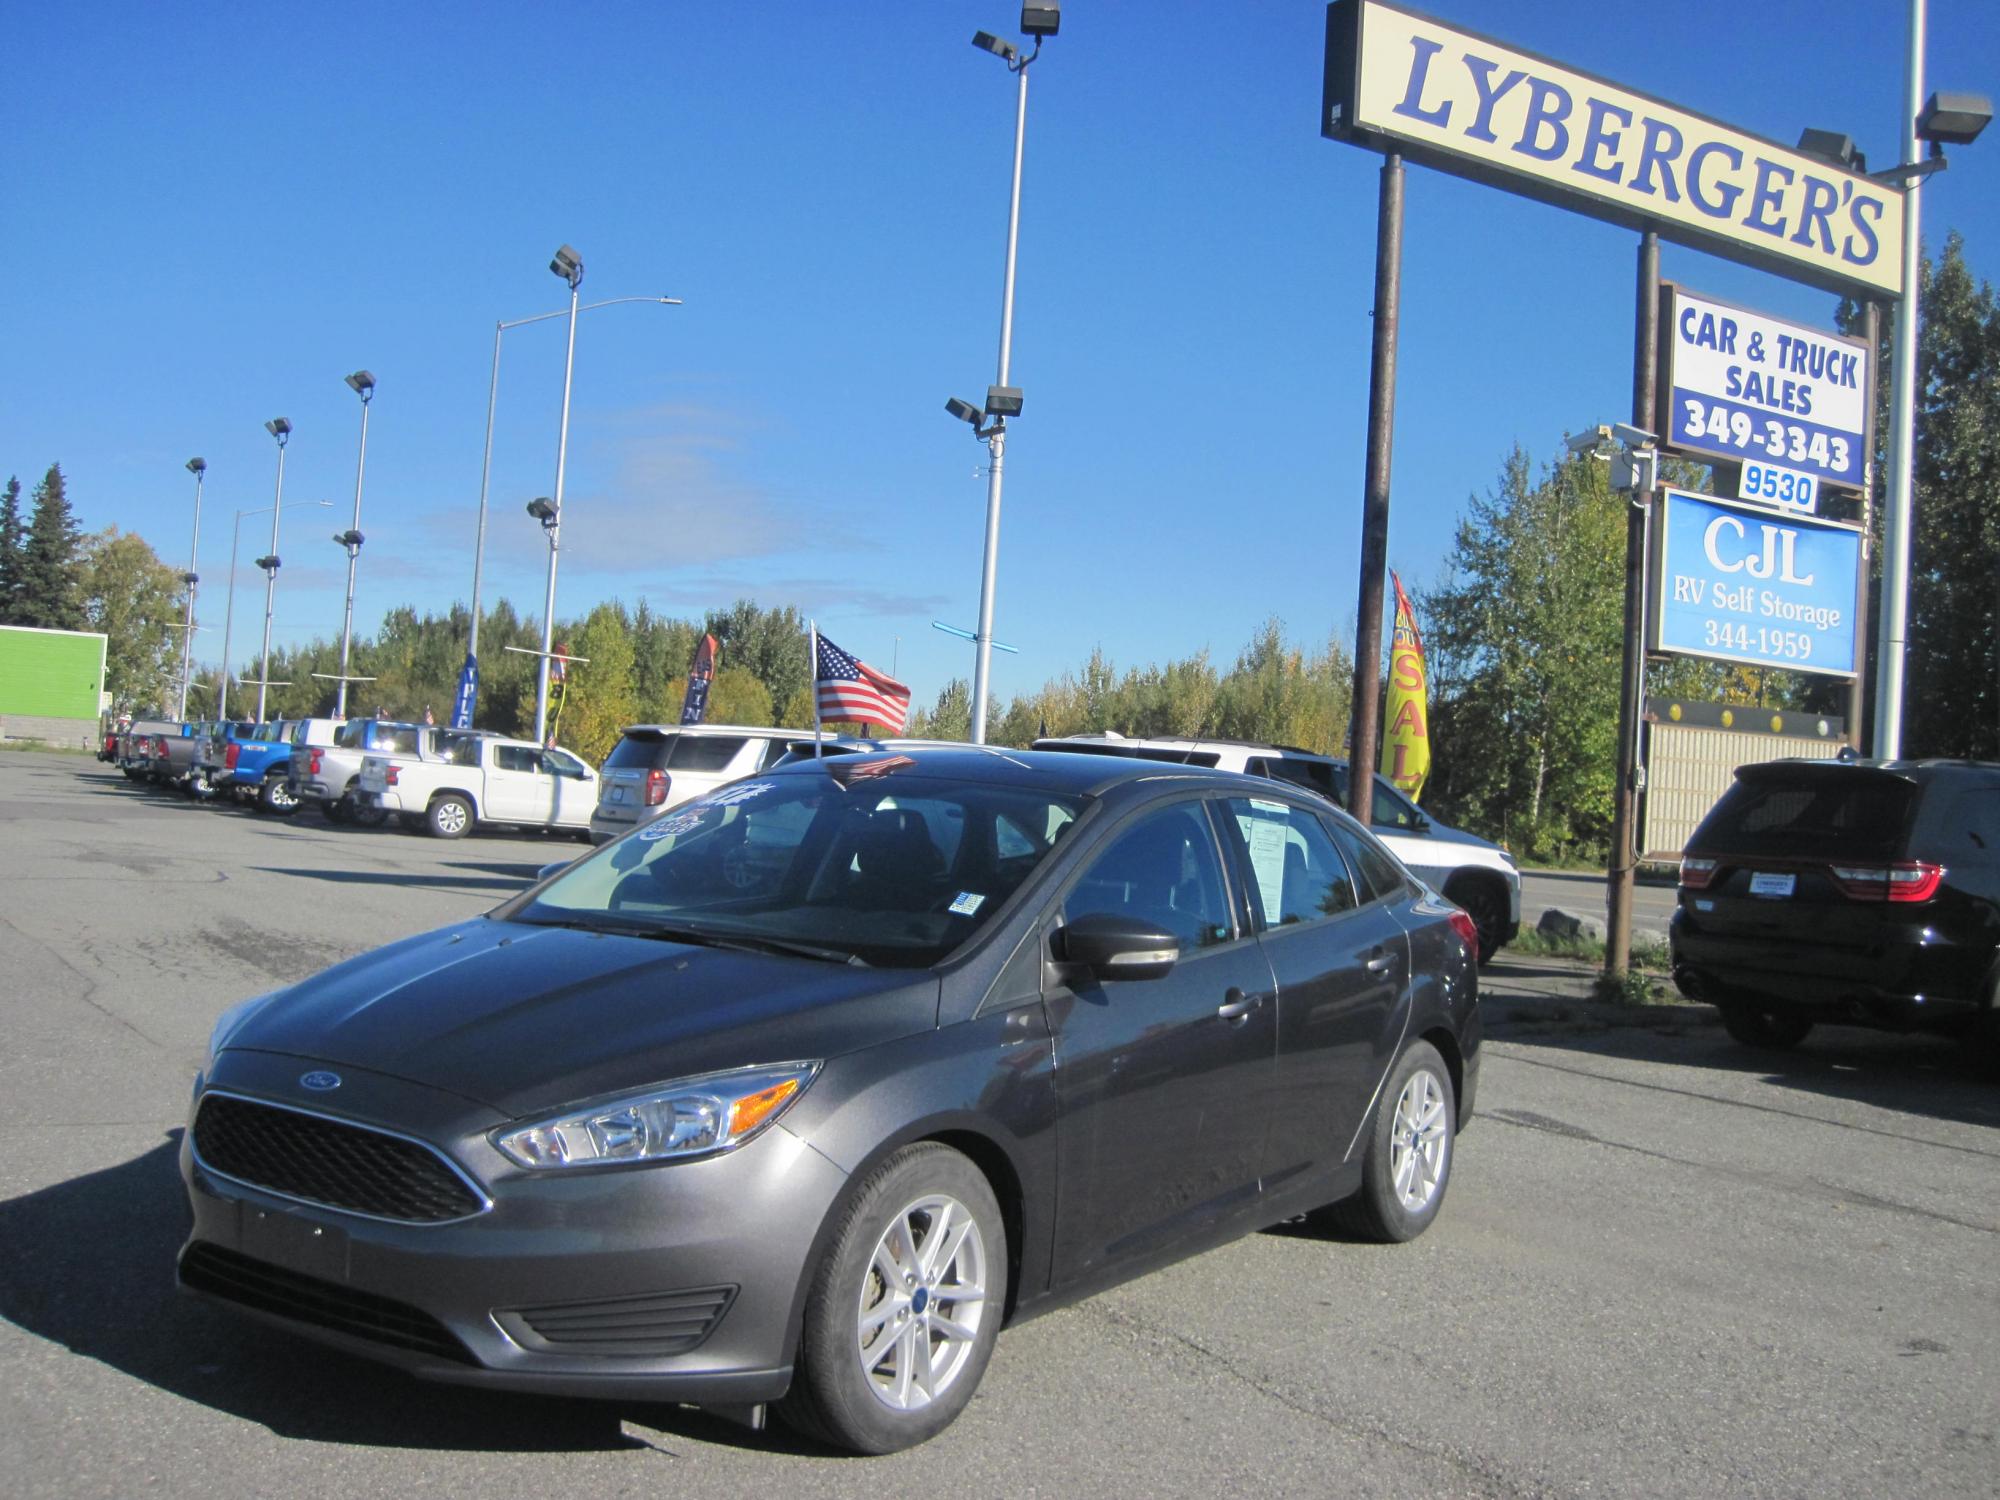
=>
[195,718,344,814]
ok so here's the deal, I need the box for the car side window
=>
[545,749,587,778]
[1323,818,1408,904]
[1943,789,2000,862]
[1368,778,1425,830]
[1064,803,1234,951]
[495,745,539,773]
[1222,797,1359,928]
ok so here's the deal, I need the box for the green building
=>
[0,625,108,746]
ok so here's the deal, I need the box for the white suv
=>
[588,724,804,845]
[1033,732,1520,963]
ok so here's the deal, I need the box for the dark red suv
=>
[1670,759,2000,1050]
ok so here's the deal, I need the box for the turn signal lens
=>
[1445,908,1479,955]
[1679,856,1718,890]
[726,1077,804,1137]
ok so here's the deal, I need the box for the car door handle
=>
[1217,988,1263,1022]
[1365,948,1396,974]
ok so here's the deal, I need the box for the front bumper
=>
[179,1050,850,1403]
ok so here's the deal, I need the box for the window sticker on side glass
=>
[640,808,709,841]
[948,892,986,917]
[1249,798,1289,814]
[1236,812,1289,926]
[706,781,774,808]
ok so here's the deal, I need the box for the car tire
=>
[776,1142,1006,1455]
[1443,875,1508,966]
[258,772,299,816]
[322,796,349,824]
[1718,1003,1813,1050]
[1326,1039,1455,1244]
[427,793,474,839]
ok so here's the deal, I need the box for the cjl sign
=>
[1650,489,1863,678]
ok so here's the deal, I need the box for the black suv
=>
[1670,758,2000,1050]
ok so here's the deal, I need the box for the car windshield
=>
[512,768,1085,969]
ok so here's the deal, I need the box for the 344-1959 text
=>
[1702,621,1813,660]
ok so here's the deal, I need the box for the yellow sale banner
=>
[1380,571,1431,801]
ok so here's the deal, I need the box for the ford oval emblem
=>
[299,1070,342,1092]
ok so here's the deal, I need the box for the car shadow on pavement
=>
[0,1131,836,1455]
[1490,1014,2000,1131]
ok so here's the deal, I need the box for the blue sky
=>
[5,1,1996,711]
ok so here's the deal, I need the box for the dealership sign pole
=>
[1321,0,1901,978]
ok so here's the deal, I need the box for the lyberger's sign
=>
[1322,2,1903,298]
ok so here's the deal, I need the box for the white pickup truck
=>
[356,735,598,839]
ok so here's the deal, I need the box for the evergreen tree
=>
[0,475,22,623]
[18,463,85,630]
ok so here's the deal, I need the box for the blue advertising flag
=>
[449,653,479,729]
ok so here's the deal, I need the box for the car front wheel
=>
[258,773,298,815]
[1328,1039,1455,1244]
[776,1143,1005,1455]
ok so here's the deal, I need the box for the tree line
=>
[20,239,1995,864]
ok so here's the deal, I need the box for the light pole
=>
[219,498,330,721]
[948,3,1057,743]
[464,295,681,709]
[1872,56,1992,755]
[533,244,584,747]
[254,418,292,720]
[333,370,375,718]
[176,457,206,720]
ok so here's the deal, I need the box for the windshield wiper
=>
[641,926,868,966]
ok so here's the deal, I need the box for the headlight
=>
[492,1062,820,1170]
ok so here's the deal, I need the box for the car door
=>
[543,748,595,826]
[1217,796,1410,1184]
[483,743,550,824]
[1044,797,1279,1284]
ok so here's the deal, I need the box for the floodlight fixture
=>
[945,396,984,425]
[182,571,199,586]
[1020,2,1060,37]
[985,385,1023,418]
[334,529,365,548]
[1917,91,1993,148]
[550,243,584,288]
[525,496,558,524]
[1796,128,1864,173]
[265,417,292,442]
[186,456,207,475]
[255,554,281,572]
[972,30,1018,62]
[345,369,376,398]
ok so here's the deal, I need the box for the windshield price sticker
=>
[1666,289,1869,489]
[1651,488,1863,679]
[1738,459,1820,515]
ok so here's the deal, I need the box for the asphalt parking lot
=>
[3,751,1996,1499]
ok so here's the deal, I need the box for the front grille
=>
[180,1243,473,1363]
[498,1285,738,1357]
[193,1093,486,1224]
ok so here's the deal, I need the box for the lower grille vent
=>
[498,1285,737,1357]
[180,1243,473,1363]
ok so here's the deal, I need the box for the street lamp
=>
[331,370,376,718]
[176,457,206,720]
[461,293,681,727]
[951,2,1057,743]
[255,418,292,721]
[217,498,330,720]
[532,245,585,747]
[1867,21,1991,758]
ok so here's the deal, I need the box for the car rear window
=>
[668,735,750,772]
[1032,742,1223,769]
[1695,768,1921,860]
[604,732,674,772]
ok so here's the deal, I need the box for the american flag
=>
[815,631,912,732]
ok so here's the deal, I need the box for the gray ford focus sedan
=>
[181,747,1481,1452]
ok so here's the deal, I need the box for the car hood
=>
[1411,818,1505,854]
[223,918,941,1117]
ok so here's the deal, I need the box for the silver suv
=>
[1033,732,1520,963]
[588,724,804,844]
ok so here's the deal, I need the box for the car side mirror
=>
[1059,913,1180,981]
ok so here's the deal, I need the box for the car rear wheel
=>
[776,1143,1005,1455]
[258,772,299,815]
[1718,1003,1813,1050]
[1327,1039,1454,1244]
[427,793,473,839]
[322,796,349,824]
[1443,875,1508,966]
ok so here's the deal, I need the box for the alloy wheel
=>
[1389,1067,1450,1211]
[855,1193,988,1413]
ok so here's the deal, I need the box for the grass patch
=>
[0,739,97,756]
[1504,928,1685,1005]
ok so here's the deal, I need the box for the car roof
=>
[759,742,1339,800]
[615,722,800,739]
[1034,732,1338,763]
